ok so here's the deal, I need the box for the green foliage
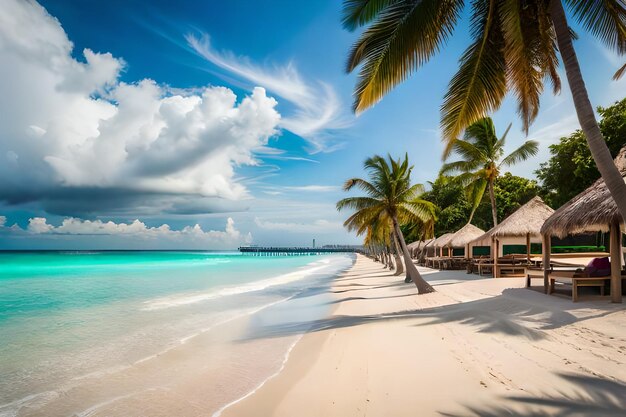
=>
[536,97,626,208]
[421,175,473,236]
[337,154,436,243]
[425,172,539,233]
[494,172,539,219]
[441,117,538,225]
[343,0,626,152]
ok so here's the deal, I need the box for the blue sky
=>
[0,0,624,249]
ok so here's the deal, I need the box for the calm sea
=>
[0,251,354,416]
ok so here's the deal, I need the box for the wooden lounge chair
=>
[549,270,609,302]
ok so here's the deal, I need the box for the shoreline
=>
[0,254,355,417]
[221,254,626,416]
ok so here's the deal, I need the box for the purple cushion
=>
[585,257,611,277]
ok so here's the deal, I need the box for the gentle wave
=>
[0,295,299,417]
[142,259,332,311]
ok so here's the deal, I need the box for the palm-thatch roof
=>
[431,233,453,248]
[541,147,626,238]
[421,237,435,248]
[448,223,485,247]
[490,196,554,237]
[407,241,420,250]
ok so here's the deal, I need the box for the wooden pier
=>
[239,246,358,256]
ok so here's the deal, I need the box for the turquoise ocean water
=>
[0,251,354,416]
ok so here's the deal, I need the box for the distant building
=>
[312,239,316,248]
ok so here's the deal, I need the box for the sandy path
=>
[221,254,626,416]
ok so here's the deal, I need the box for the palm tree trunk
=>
[392,215,435,294]
[550,0,626,222]
[390,231,405,276]
[386,245,394,269]
[488,179,498,227]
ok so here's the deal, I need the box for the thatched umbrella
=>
[447,223,485,258]
[540,147,626,302]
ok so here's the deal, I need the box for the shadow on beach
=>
[239,285,622,343]
[440,373,626,417]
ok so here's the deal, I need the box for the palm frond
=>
[500,140,539,167]
[535,1,562,94]
[439,160,476,175]
[342,0,399,31]
[465,177,488,220]
[493,122,512,154]
[400,182,426,201]
[337,196,383,212]
[440,0,507,156]
[565,0,626,54]
[342,177,381,197]
[398,198,437,224]
[346,0,464,113]
[450,137,488,163]
[614,62,626,80]
[450,171,481,188]
[500,0,545,133]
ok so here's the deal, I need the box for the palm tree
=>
[440,117,538,227]
[354,216,404,274]
[337,154,437,293]
[342,0,626,225]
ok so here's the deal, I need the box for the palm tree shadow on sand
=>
[440,373,626,417]
[238,288,620,343]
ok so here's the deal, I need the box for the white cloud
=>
[528,114,579,144]
[22,216,251,245]
[186,33,351,151]
[282,185,340,192]
[254,217,343,233]
[259,185,340,195]
[0,0,281,214]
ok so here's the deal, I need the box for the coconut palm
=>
[351,215,404,273]
[343,0,626,225]
[440,117,538,227]
[337,154,437,293]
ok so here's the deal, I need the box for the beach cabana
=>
[407,240,422,258]
[540,149,626,303]
[475,197,554,277]
[431,233,453,257]
[447,223,485,258]
[409,238,434,259]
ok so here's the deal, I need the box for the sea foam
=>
[141,258,333,311]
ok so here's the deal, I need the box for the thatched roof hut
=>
[468,196,554,259]
[432,233,453,248]
[407,238,434,258]
[541,147,626,238]
[492,196,554,237]
[539,146,626,303]
[430,233,453,257]
[448,223,485,248]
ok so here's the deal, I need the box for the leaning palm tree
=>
[350,214,404,273]
[343,0,626,225]
[440,117,538,227]
[337,154,437,293]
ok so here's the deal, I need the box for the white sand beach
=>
[221,254,626,416]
